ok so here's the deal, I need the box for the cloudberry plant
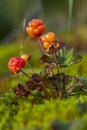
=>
[7,18,86,101]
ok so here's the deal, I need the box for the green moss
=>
[0,92,87,130]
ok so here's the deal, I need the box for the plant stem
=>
[21,69,31,79]
[59,90,62,100]
[38,38,46,54]
[50,63,54,76]
[53,51,58,65]
[41,83,49,99]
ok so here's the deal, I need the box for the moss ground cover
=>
[0,92,87,130]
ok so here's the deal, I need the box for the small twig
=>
[53,50,58,65]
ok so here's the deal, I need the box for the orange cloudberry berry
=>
[26,19,46,37]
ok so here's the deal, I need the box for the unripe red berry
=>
[8,57,25,73]
[26,19,46,37]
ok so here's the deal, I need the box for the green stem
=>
[68,0,73,29]
[21,69,31,79]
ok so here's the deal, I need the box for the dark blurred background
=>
[0,0,41,41]
[0,0,87,48]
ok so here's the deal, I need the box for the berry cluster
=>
[26,19,46,37]
[26,18,61,55]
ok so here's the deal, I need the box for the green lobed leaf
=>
[57,47,82,67]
